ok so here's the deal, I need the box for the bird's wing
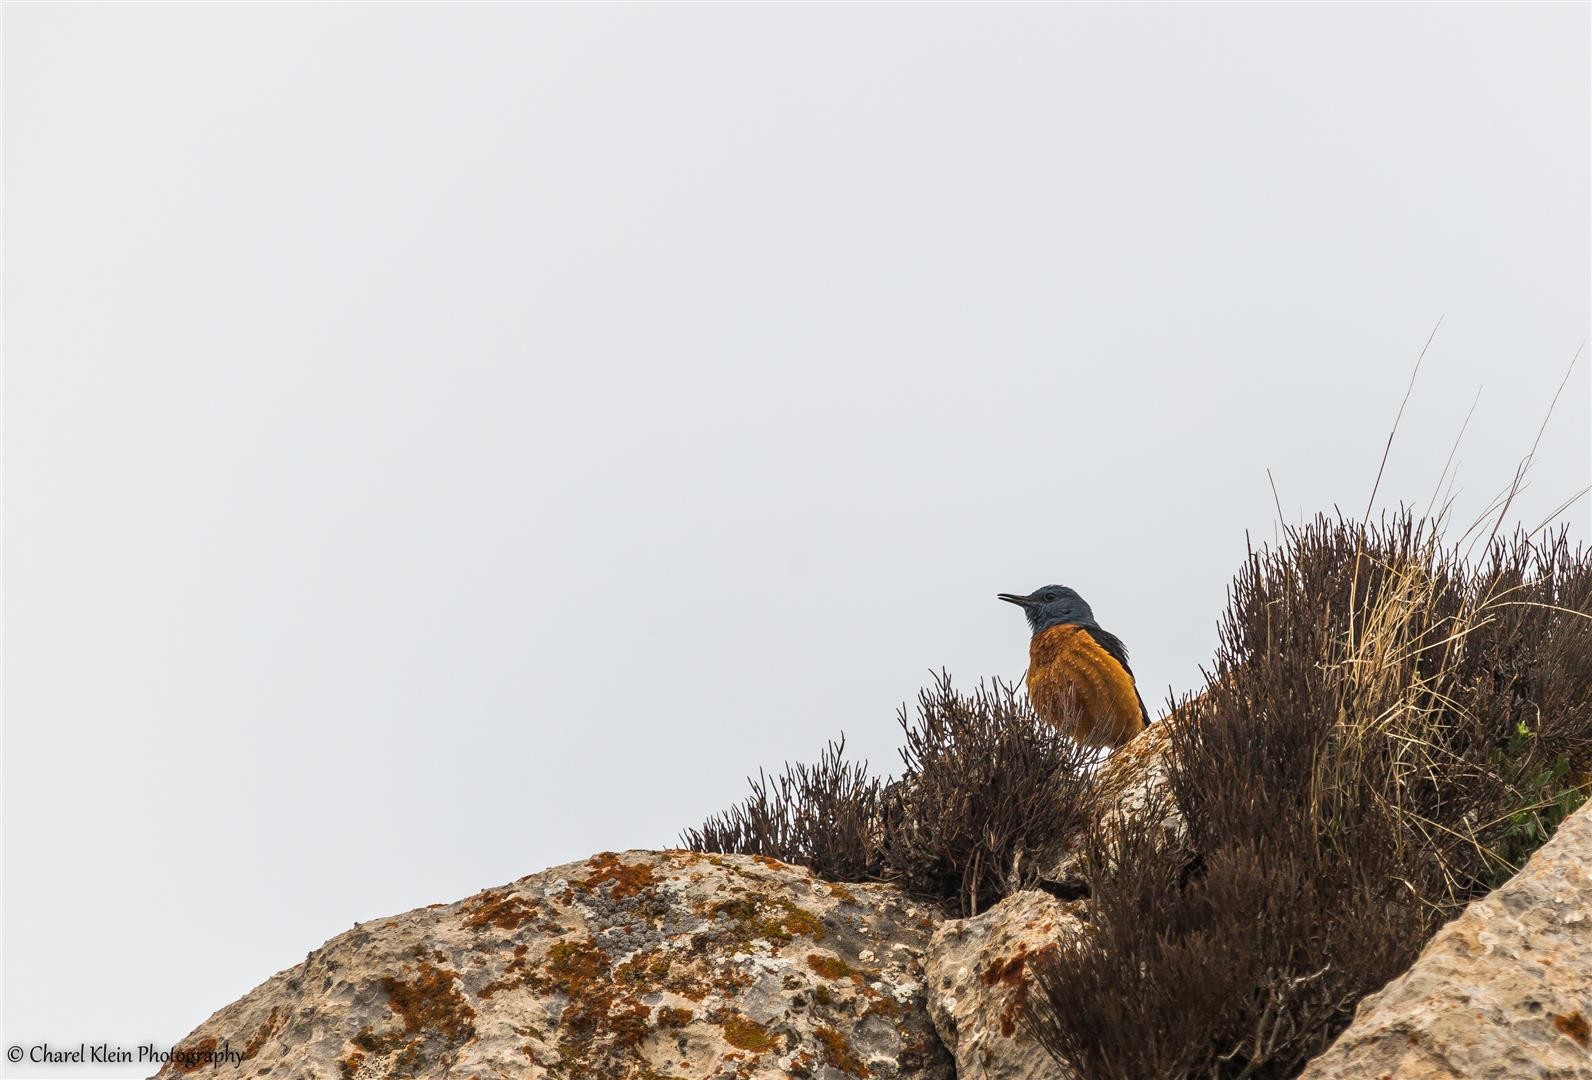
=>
[1082,625,1151,726]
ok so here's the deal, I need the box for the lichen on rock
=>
[924,889,1084,1080]
[1299,800,1592,1080]
[156,850,953,1079]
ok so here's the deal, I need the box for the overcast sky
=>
[4,3,1588,1071]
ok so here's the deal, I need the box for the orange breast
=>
[1026,624,1145,748]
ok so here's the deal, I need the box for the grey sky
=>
[4,3,1588,1071]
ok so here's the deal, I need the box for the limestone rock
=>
[1041,716,1183,887]
[924,889,1084,1080]
[157,850,954,1080]
[1300,800,1592,1080]
[1090,714,1177,820]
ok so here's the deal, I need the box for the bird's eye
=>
[1043,592,1058,602]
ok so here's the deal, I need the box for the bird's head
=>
[997,584,1097,635]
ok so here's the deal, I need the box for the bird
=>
[998,584,1150,748]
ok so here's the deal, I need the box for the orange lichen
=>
[862,994,902,1020]
[979,943,1057,1037]
[706,895,826,946]
[576,852,659,900]
[657,1006,695,1028]
[719,1013,780,1053]
[615,948,674,986]
[814,1025,870,1078]
[806,953,863,983]
[340,963,479,1075]
[503,944,529,974]
[980,950,1029,988]
[524,936,663,1072]
[477,940,537,999]
[461,889,541,932]
[350,1027,391,1054]
[380,962,477,1043]
[171,1037,217,1075]
[539,939,611,1010]
[1555,1011,1591,1048]
[476,975,518,1000]
[241,1006,285,1061]
[625,945,728,1002]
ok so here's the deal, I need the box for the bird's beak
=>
[996,593,1033,607]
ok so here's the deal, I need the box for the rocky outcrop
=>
[158,850,953,1080]
[158,715,1592,1080]
[1299,800,1592,1080]
[924,890,1082,1080]
[1041,715,1182,889]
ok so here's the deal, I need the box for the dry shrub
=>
[881,674,1096,915]
[678,738,883,884]
[681,673,1094,915]
[1025,513,1592,1079]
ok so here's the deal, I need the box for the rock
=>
[157,850,955,1080]
[924,889,1085,1080]
[1040,716,1183,887]
[1299,801,1592,1080]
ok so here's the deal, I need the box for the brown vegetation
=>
[681,508,1590,1077]
[1024,514,1592,1078]
[681,676,1094,916]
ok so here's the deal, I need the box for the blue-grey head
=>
[997,584,1097,635]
